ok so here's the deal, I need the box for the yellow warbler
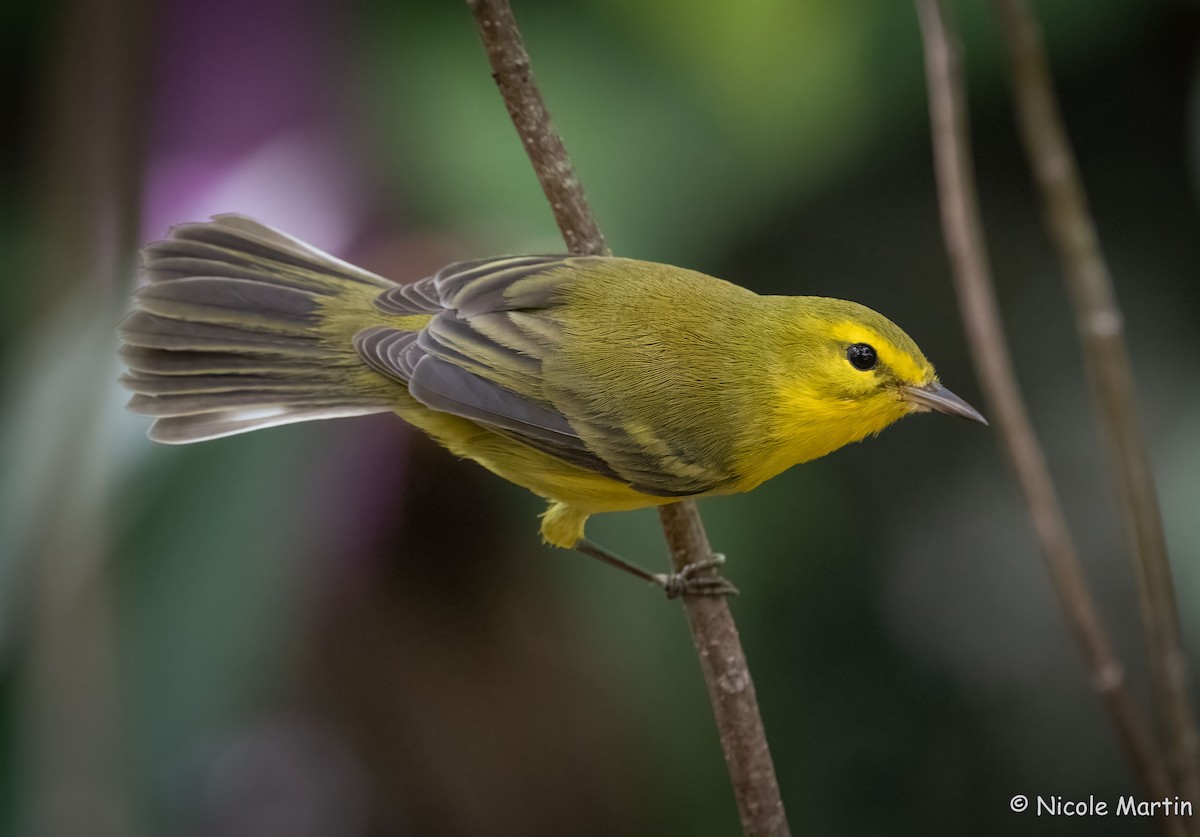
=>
[120,215,984,592]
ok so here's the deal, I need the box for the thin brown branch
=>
[914,1,1181,828]
[990,1,1200,821]
[658,501,790,836]
[465,2,789,834]
[467,0,607,257]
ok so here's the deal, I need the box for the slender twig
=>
[990,1,1200,821]
[914,1,1181,827]
[657,501,789,835]
[466,2,789,834]
[467,0,608,258]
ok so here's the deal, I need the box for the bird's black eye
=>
[847,343,877,371]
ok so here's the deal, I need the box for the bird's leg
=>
[575,538,739,599]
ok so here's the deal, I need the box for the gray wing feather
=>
[353,327,422,380]
[356,255,720,495]
[373,277,444,315]
[438,257,565,315]
[373,255,579,317]
[356,320,595,459]
[408,356,579,447]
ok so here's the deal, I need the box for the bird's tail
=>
[119,214,405,443]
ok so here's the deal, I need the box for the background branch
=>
[466,1,789,834]
[991,0,1200,821]
[913,1,1181,829]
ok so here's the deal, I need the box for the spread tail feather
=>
[120,215,402,443]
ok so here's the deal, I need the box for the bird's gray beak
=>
[902,381,988,425]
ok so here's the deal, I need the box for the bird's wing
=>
[353,256,720,496]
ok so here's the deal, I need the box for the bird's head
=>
[769,296,986,464]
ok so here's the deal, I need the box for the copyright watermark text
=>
[1009,794,1192,818]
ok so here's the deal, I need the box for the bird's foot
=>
[655,554,740,599]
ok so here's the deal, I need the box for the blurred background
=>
[1,0,1198,834]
